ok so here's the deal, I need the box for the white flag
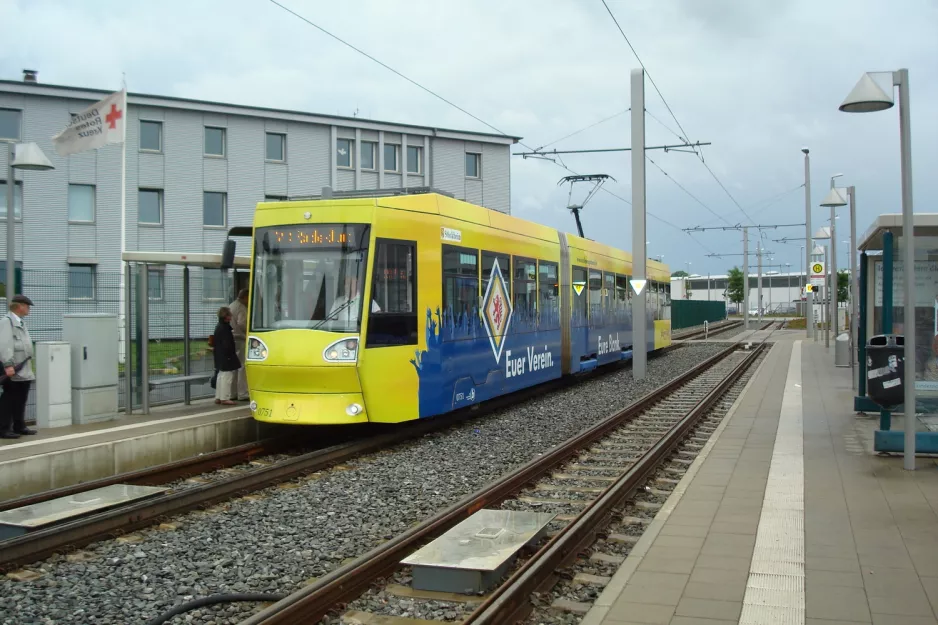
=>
[52,89,125,157]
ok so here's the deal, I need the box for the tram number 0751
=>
[255,407,272,418]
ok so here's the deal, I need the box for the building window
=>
[0,261,21,299]
[264,195,287,202]
[336,138,353,168]
[266,132,285,161]
[466,152,481,178]
[68,265,95,300]
[0,109,22,141]
[407,146,422,174]
[139,120,162,152]
[147,269,164,301]
[202,268,228,302]
[68,184,95,223]
[361,141,376,170]
[204,127,226,157]
[384,144,399,172]
[0,181,23,220]
[203,191,227,227]
[138,189,163,225]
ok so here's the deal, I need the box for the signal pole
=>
[631,68,647,381]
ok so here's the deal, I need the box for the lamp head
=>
[11,142,54,171]
[840,72,895,113]
[820,187,848,208]
[801,147,809,155]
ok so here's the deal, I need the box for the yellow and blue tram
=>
[239,190,671,425]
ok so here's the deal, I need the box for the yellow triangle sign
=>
[573,283,585,296]
[630,279,647,296]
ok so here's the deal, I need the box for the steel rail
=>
[463,342,766,624]
[240,342,742,625]
[673,319,742,340]
[0,438,288,513]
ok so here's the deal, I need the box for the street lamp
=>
[5,142,54,299]
[785,262,792,312]
[821,185,847,344]
[840,69,915,470]
[827,174,843,338]
[802,148,813,339]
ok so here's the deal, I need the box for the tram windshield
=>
[250,224,372,333]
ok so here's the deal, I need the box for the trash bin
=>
[835,332,850,368]
[866,334,904,409]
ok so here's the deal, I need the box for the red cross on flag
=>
[52,89,125,156]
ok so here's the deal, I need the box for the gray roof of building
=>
[0,78,522,144]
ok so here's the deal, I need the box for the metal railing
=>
[16,269,235,423]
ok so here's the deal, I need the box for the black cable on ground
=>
[144,593,286,625]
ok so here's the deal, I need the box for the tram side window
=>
[482,252,511,288]
[443,245,479,333]
[572,266,588,327]
[588,269,603,328]
[662,283,672,320]
[366,239,417,347]
[538,260,560,330]
[604,273,615,323]
[513,257,537,330]
[647,281,658,321]
[615,274,630,324]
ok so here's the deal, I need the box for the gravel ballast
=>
[0,343,728,625]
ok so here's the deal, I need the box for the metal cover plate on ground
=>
[401,509,555,594]
[0,484,168,539]
[402,509,555,570]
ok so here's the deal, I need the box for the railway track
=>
[238,337,770,625]
[0,344,689,575]
[671,319,742,340]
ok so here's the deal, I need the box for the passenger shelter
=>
[121,244,251,414]
[857,213,938,450]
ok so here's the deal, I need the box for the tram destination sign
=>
[262,224,369,249]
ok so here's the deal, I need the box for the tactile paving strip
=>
[740,341,805,625]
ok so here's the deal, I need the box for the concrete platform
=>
[0,399,266,501]
[584,334,938,625]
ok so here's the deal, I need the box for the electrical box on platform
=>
[62,314,119,424]
[36,342,72,428]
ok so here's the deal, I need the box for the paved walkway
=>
[583,335,938,625]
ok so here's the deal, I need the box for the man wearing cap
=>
[228,288,249,401]
[0,295,36,439]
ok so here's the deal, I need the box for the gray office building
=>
[0,70,519,343]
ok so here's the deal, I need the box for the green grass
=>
[118,339,212,374]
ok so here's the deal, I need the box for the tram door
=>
[360,239,420,422]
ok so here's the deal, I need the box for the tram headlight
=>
[323,337,359,363]
[247,337,269,361]
[346,403,363,416]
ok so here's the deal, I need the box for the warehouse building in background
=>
[0,70,519,343]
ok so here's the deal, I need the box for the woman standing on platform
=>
[213,306,241,406]
[0,295,36,439]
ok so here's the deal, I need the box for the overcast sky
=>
[3,0,937,280]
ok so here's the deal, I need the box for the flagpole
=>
[118,79,128,365]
